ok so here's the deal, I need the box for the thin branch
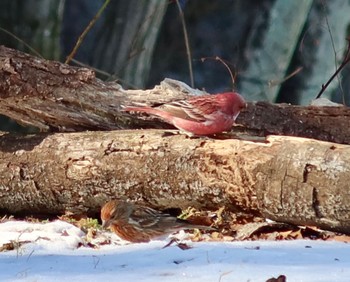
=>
[268,67,303,88]
[71,58,138,90]
[175,0,194,88]
[65,0,111,64]
[315,38,350,99]
[0,27,43,58]
[322,1,345,104]
[201,56,236,90]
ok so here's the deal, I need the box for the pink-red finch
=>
[123,92,246,136]
[101,200,213,243]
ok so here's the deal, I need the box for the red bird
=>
[101,200,214,243]
[123,92,246,136]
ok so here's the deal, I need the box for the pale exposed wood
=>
[256,135,350,233]
[0,130,350,234]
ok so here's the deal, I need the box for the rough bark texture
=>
[1,46,350,234]
[1,46,350,145]
[0,45,200,131]
[239,101,350,145]
[0,130,349,234]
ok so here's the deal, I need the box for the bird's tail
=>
[186,224,216,231]
[123,106,175,123]
[175,218,216,231]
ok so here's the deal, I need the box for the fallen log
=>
[1,46,350,234]
[0,45,350,144]
[0,130,349,233]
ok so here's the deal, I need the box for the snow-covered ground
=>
[0,220,349,282]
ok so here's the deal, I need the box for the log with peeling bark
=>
[1,46,350,234]
[0,130,350,234]
[0,45,350,144]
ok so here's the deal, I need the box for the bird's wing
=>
[130,206,164,228]
[159,95,220,122]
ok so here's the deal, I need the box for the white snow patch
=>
[0,220,349,281]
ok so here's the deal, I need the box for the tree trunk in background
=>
[62,0,167,88]
[67,0,167,89]
[0,0,63,59]
[148,0,276,93]
[278,0,350,105]
[238,0,313,102]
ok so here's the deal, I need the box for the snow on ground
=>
[0,220,349,282]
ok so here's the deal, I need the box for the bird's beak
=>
[102,220,110,229]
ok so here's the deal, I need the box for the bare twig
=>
[268,67,303,87]
[322,1,345,104]
[0,27,43,58]
[175,0,194,88]
[70,58,137,89]
[65,0,111,64]
[315,38,350,99]
[201,56,237,90]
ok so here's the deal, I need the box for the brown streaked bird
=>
[101,200,214,243]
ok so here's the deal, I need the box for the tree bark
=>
[0,45,199,132]
[89,0,167,88]
[1,46,350,234]
[0,130,349,234]
[1,45,350,144]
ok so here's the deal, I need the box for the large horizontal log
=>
[0,130,349,234]
[0,45,202,131]
[1,45,350,144]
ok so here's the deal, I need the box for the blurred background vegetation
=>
[0,0,350,131]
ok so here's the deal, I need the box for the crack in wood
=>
[303,163,316,183]
[33,180,40,191]
[103,142,134,155]
[312,187,323,218]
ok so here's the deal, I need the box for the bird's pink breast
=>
[172,114,234,136]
